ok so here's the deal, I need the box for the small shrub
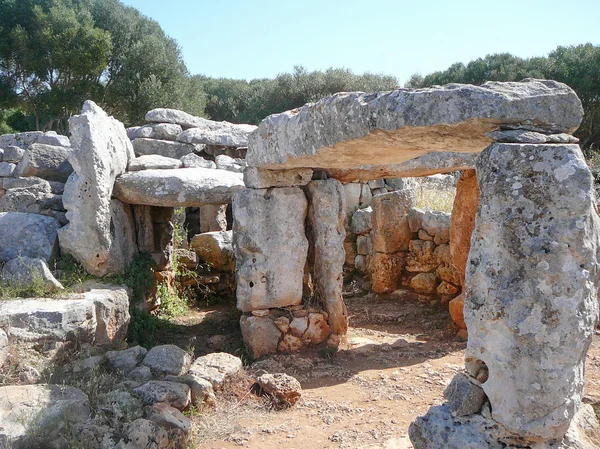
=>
[156,281,189,320]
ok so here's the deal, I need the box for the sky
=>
[121,0,600,85]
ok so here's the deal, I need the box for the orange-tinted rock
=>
[371,252,406,293]
[449,293,466,329]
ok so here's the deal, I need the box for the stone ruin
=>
[0,78,599,447]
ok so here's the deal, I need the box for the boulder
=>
[1,257,64,292]
[243,167,313,188]
[107,346,148,374]
[350,206,373,235]
[450,169,480,285]
[343,182,372,215]
[132,138,197,159]
[240,315,282,359]
[406,240,436,273]
[0,212,60,262]
[199,204,228,233]
[0,182,52,212]
[410,272,438,294]
[190,230,234,271]
[171,374,216,408]
[130,123,183,141]
[306,180,348,334]
[143,344,192,376]
[215,154,246,173]
[443,373,487,417]
[448,294,466,329]
[302,312,332,345]
[371,252,405,293]
[113,168,244,207]
[180,153,216,169]
[0,131,70,149]
[0,161,15,176]
[256,373,302,406]
[58,101,136,276]
[421,210,451,244]
[97,390,143,422]
[2,145,24,162]
[247,80,582,173]
[132,381,191,410]
[372,191,414,253]
[176,122,257,147]
[0,384,90,447]
[14,143,72,182]
[464,143,600,441]
[118,418,169,449]
[128,155,182,171]
[187,352,243,388]
[0,283,130,346]
[233,187,308,312]
[488,129,580,144]
[144,403,190,435]
[146,108,205,128]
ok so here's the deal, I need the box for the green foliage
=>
[0,262,49,298]
[198,65,399,125]
[119,251,156,304]
[406,44,600,156]
[155,281,189,320]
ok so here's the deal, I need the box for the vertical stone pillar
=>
[306,179,348,335]
[199,204,228,233]
[464,143,600,441]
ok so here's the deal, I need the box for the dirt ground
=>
[168,290,600,449]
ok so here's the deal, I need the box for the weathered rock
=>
[443,373,487,417]
[176,122,257,147]
[215,154,246,173]
[350,206,373,235]
[0,329,8,368]
[356,234,372,255]
[145,403,190,434]
[1,176,46,190]
[72,355,105,374]
[289,316,309,338]
[302,313,332,345]
[180,152,216,169]
[408,208,424,232]
[197,204,227,234]
[128,155,182,171]
[354,254,370,274]
[118,418,169,449]
[71,422,118,449]
[0,283,130,345]
[132,138,197,159]
[0,384,90,447]
[172,374,216,408]
[130,123,183,141]
[114,168,244,207]
[256,373,302,406]
[128,365,152,382]
[146,108,204,128]
[0,131,69,149]
[97,390,143,422]
[437,281,460,297]
[240,315,282,359]
[421,210,451,244]
[406,240,436,272]
[132,381,191,410]
[371,252,405,293]
[143,345,192,376]
[248,80,581,173]
[343,182,373,215]
[343,239,357,265]
[107,346,148,374]
[190,230,234,271]
[372,191,414,253]
[233,187,308,312]
[174,248,197,269]
[448,293,466,330]
[450,169,479,286]
[2,145,25,162]
[1,256,64,292]
[0,212,60,262]
[488,129,580,144]
[59,101,135,276]
[278,334,303,352]
[410,272,438,294]
[0,182,51,212]
[243,167,313,188]
[0,161,15,176]
[464,143,600,441]
[14,143,72,181]
[306,180,348,334]
[188,352,243,388]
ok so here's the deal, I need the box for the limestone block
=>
[113,168,244,207]
[408,208,425,232]
[128,154,182,171]
[443,372,487,417]
[343,239,357,265]
[233,187,308,312]
[247,80,582,173]
[132,137,197,158]
[143,344,192,376]
[371,252,405,293]
[372,191,415,253]
[350,206,373,235]
[449,293,466,329]
[199,204,228,233]
[106,346,147,374]
[256,373,302,406]
[190,230,234,271]
[410,272,438,294]
[132,381,191,410]
[343,182,373,215]
[14,143,72,181]
[1,257,64,292]
[437,281,460,297]
[0,161,15,176]
[243,167,313,188]
[354,254,370,274]
[302,312,332,344]
[130,123,182,141]
[0,212,59,262]
[450,169,480,286]
[188,352,243,389]
[177,122,256,147]
[180,153,216,169]
[356,234,372,255]
[421,210,450,244]
[464,143,600,441]
[0,182,52,212]
[2,145,25,162]
[58,101,135,276]
[215,154,246,173]
[406,240,436,272]
[306,179,348,334]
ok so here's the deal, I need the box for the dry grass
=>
[416,186,456,213]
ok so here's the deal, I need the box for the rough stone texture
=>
[449,294,466,330]
[145,403,190,435]
[343,183,372,215]
[128,365,152,382]
[143,345,192,376]
[256,373,302,406]
[306,180,348,334]
[303,312,332,345]
[107,346,148,374]
[0,283,130,346]
[215,154,246,173]
[356,234,372,255]
[443,373,487,417]
[421,210,451,244]
[0,384,90,447]
[128,154,182,171]
[199,204,228,233]
[410,272,438,294]
[58,101,135,276]
[117,418,168,449]
[406,240,437,273]
[132,381,191,410]
[464,143,600,441]
[0,131,69,149]
[1,256,64,292]
[350,206,373,235]
[244,167,314,188]
[176,122,257,147]
[132,138,197,159]
[0,161,15,176]
[2,145,24,162]
[14,143,72,181]
[372,191,415,253]
[180,152,216,169]
[173,374,216,408]
[450,169,480,286]
[247,80,582,173]
[190,230,234,271]
[240,315,282,359]
[187,352,243,388]
[0,212,60,262]
[409,403,600,449]
[0,182,51,212]
[113,168,244,207]
[233,187,308,312]
[129,123,183,141]
[371,252,404,293]
[0,329,8,368]
[488,129,580,144]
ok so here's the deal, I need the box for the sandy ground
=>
[182,291,600,449]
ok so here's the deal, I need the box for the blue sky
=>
[121,0,600,84]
